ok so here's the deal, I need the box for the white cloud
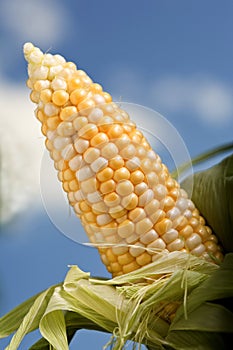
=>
[151,76,233,124]
[0,81,44,224]
[109,69,233,126]
[0,0,67,47]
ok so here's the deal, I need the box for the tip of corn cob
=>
[23,42,224,277]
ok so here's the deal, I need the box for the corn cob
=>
[24,43,223,277]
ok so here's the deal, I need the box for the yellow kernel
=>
[46,116,60,130]
[100,179,115,194]
[109,205,127,219]
[90,83,103,93]
[63,169,75,181]
[102,91,112,103]
[112,245,128,255]
[100,222,118,236]
[83,147,100,164]
[98,116,114,132]
[195,225,209,241]
[78,123,98,139]
[161,196,175,211]
[109,156,124,170]
[154,218,173,236]
[118,252,134,266]
[104,192,121,207]
[40,89,52,103]
[52,90,69,106]
[41,123,48,136]
[79,200,91,212]
[179,225,193,239]
[189,217,200,229]
[97,167,114,182]
[84,212,96,223]
[69,179,79,191]
[62,181,70,193]
[60,106,78,121]
[162,229,178,244]
[118,219,135,238]
[128,208,146,223]
[204,240,218,253]
[78,98,95,112]
[113,167,130,182]
[136,252,152,266]
[116,180,134,196]
[108,124,124,139]
[150,209,165,225]
[80,178,98,193]
[68,77,82,92]
[106,249,118,263]
[130,170,144,185]
[121,193,138,210]
[90,132,109,147]
[135,218,153,235]
[174,216,189,230]
[122,261,140,274]
[70,88,87,105]
[110,262,122,273]
[36,110,47,123]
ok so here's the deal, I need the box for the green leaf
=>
[182,154,233,252]
[40,310,69,350]
[4,286,57,350]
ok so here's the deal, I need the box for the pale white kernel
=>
[191,243,206,256]
[51,77,67,90]
[94,232,104,243]
[83,148,100,163]
[87,191,102,204]
[29,48,43,64]
[35,79,50,90]
[120,144,136,159]
[23,42,34,56]
[140,229,159,244]
[93,94,105,104]
[183,209,192,219]
[147,150,157,160]
[162,229,178,244]
[166,207,181,220]
[76,165,94,181]
[74,139,89,153]
[68,192,75,203]
[112,245,128,256]
[43,53,56,66]
[138,189,154,206]
[48,65,63,79]
[126,233,138,244]
[129,243,145,257]
[47,130,57,141]
[44,102,59,117]
[88,108,104,123]
[187,199,195,210]
[53,136,71,150]
[153,184,167,200]
[167,238,184,252]
[176,198,188,212]
[69,155,83,171]
[33,66,49,80]
[101,143,118,159]
[147,238,166,251]
[74,203,82,215]
[125,157,140,171]
[57,122,75,137]
[54,54,66,64]
[74,189,85,201]
[97,214,113,226]
[186,233,202,250]
[180,189,188,198]
[91,157,108,172]
[135,182,148,196]
[61,144,76,160]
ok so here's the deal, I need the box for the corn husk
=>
[1,251,233,350]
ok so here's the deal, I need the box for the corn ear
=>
[23,42,223,277]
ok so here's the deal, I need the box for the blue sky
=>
[0,0,233,349]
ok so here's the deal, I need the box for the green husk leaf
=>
[40,310,69,350]
[181,154,233,252]
[4,286,57,350]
